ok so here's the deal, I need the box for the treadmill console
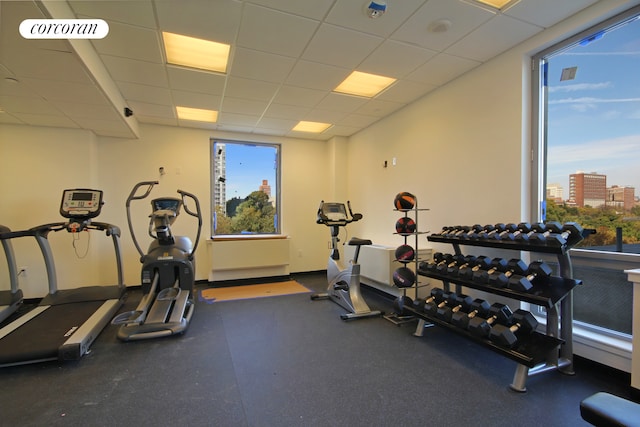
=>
[60,189,103,219]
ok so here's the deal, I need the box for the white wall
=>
[1,0,635,298]
[1,122,331,296]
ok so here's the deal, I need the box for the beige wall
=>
[0,0,633,297]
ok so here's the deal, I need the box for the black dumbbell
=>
[476,224,497,240]
[488,309,539,348]
[530,221,563,244]
[424,253,452,272]
[507,261,553,292]
[393,295,414,316]
[474,258,507,284]
[540,222,585,246]
[502,222,532,241]
[468,303,514,338]
[451,298,491,329]
[437,294,474,323]
[458,256,490,280]
[480,223,507,240]
[515,222,541,242]
[424,291,458,317]
[460,224,483,239]
[487,258,528,288]
[438,254,465,275]
[414,288,445,311]
[446,255,477,276]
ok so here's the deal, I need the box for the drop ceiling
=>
[0,0,600,140]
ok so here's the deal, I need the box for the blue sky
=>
[223,143,277,200]
[546,15,640,196]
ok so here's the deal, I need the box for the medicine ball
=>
[395,244,415,263]
[395,217,416,234]
[394,192,416,211]
[393,267,415,288]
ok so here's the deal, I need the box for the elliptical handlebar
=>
[126,181,159,258]
[177,189,203,260]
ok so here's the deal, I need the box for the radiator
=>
[208,237,290,282]
[344,244,432,298]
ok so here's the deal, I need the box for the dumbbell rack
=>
[411,228,587,392]
[384,197,429,326]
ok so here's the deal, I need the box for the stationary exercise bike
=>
[112,181,202,341]
[310,201,382,321]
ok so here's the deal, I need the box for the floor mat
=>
[199,280,311,303]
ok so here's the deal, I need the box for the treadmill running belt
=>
[0,301,105,366]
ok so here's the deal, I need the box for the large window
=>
[211,139,280,236]
[531,6,640,338]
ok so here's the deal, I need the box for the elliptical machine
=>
[112,181,202,341]
[310,201,382,321]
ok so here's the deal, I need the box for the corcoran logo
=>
[19,19,109,39]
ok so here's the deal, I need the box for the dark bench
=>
[580,392,640,427]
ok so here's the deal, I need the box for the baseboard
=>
[208,275,292,288]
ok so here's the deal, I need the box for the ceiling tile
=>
[90,20,163,63]
[315,92,368,113]
[286,60,350,92]
[359,40,437,78]
[506,0,600,28]
[225,76,279,102]
[117,81,173,105]
[447,14,543,62]
[406,52,481,85]
[325,0,427,38]
[302,24,383,68]
[70,0,157,28]
[237,3,319,57]
[391,0,494,52]
[102,55,169,87]
[247,0,335,20]
[230,48,297,83]
[221,97,269,116]
[263,103,311,120]
[376,80,437,103]
[171,90,221,110]
[272,85,328,107]
[166,66,226,96]
[154,0,242,43]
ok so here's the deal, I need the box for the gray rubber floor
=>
[0,272,632,426]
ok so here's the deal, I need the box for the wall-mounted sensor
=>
[124,107,133,117]
[365,1,386,18]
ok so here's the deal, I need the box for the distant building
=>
[213,143,227,214]
[259,179,271,197]
[546,183,564,204]
[607,185,636,211]
[569,171,606,207]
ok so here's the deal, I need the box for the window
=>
[531,6,640,337]
[211,139,280,236]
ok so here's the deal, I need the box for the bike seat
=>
[348,237,372,246]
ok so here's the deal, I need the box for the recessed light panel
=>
[163,32,230,73]
[334,71,396,98]
[176,106,218,122]
[292,121,332,133]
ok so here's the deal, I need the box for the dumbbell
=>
[438,254,465,275]
[393,295,414,316]
[451,298,491,329]
[487,258,528,288]
[473,257,507,284]
[479,223,507,240]
[460,224,483,239]
[424,252,453,273]
[488,309,538,348]
[496,223,518,240]
[468,303,514,338]
[446,255,477,277]
[502,222,532,241]
[515,222,541,242]
[529,221,563,244]
[507,260,553,292]
[424,291,458,317]
[413,288,445,311]
[538,222,584,246]
[476,224,497,240]
[437,294,474,323]
[459,256,491,280]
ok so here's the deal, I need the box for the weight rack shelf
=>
[415,223,585,392]
[416,269,581,309]
[402,304,564,368]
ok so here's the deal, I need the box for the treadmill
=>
[0,189,126,367]
[0,225,23,324]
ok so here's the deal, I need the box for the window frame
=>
[210,138,282,237]
[530,5,640,343]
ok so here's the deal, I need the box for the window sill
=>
[209,234,289,242]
